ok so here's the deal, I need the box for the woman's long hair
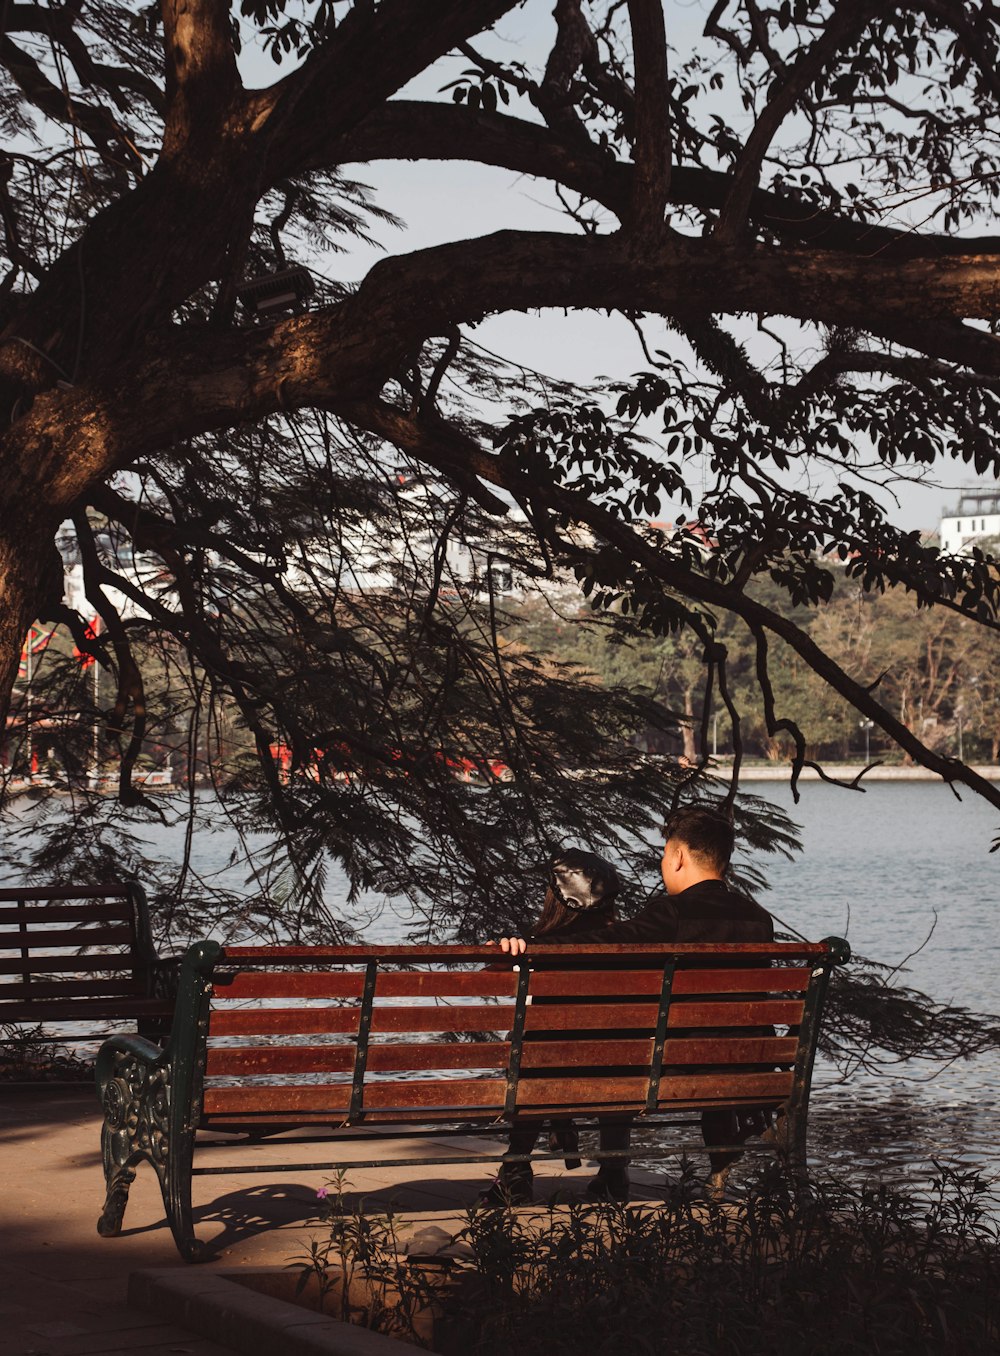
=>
[531,886,615,938]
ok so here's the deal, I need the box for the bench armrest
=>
[821,936,851,966]
[95,1032,166,1092]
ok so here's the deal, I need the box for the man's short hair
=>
[663,806,735,873]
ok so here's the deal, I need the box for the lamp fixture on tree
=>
[236,265,314,320]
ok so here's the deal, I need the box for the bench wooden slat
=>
[202,1032,801,1081]
[365,1079,504,1111]
[201,1069,795,1120]
[201,1077,508,1117]
[216,972,364,1000]
[368,1003,495,1032]
[0,953,138,977]
[216,970,521,1001]
[0,977,145,1000]
[207,997,805,1039]
[205,1040,513,1079]
[209,1003,515,1036]
[521,1035,799,1067]
[375,971,519,999]
[516,1070,793,1108]
[666,999,803,1027]
[528,969,663,996]
[2,996,172,1023]
[0,886,135,902]
[0,901,133,925]
[519,999,804,1030]
[672,967,810,994]
[530,967,811,997]
[0,925,135,951]
[209,1007,362,1036]
[655,1070,793,1102]
[205,1045,356,1077]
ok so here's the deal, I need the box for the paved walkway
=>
[1,1085,668,1356]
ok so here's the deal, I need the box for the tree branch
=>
[532,0,600,150]
[11,225,1000,530]
[0,34,140,173]
[330,395,1000,814]
[326,100,1000,261]
[161,0,241,158]
[260,0,522,177]
[0,5,166,115]
[626,0,671,235]
[715,0,877,241]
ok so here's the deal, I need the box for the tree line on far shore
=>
[505,564,1000,767]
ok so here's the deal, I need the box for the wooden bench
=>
[0,883,176,1063]
[95,936,850,1260]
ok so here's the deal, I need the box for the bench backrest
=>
[189,941,848,1129]
[0,883,155,1021]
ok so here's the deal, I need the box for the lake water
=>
[5,780,1000,1193]
[746,779,1000,1192]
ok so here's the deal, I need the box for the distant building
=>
[281,471,527,600]
[58,524,168,621]
[939,489,1000,555]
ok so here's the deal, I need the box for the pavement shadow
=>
[115,1172,505,1254]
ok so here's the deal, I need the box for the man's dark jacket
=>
[570,877,773,947]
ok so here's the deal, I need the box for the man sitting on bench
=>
[498,805,774,1201]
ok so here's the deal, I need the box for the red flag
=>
[18,625,54,678]
[73,616,101,669]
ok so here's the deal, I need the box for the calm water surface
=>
[752,779,1000,1189]
[7,781,1000,1191]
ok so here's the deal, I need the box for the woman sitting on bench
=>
[480,848,625,1206]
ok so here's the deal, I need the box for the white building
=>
[939,490,1000,555]
[282,471,528,600]
[57,523,173,622]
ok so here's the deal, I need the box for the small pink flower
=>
[316,1186,329,1200]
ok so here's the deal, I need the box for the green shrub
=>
[296,1164,1000,1355]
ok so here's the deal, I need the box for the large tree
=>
[4,0,1000,924]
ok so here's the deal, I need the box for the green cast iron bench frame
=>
[95,935,850,1260]
[1,883,176,1056]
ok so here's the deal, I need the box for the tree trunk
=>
[0,511,62,731]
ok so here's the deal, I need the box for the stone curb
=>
[129,1268,408,1356]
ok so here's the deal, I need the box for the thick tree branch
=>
[161,0,241,158]
[715,0,877,241]
[626,0,671,235]
[533,0,599,150]
[260,0,521,177]
[10,225,1000,526]
[327,101,1000,261]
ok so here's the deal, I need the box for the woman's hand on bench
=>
[487,936,528,956]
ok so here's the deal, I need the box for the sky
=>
[240,1,992,534]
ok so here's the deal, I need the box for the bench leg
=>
[769,1105,813,1201]
[777,1105,805,1176]
[161,1134,212,1263]
[96,1053,212,1261]
[97,1059,160,1238]
[97,1119,139,1236]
